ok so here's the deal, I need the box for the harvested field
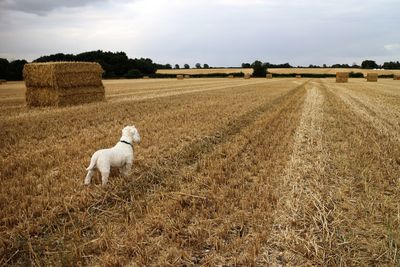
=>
[0,78,399,266]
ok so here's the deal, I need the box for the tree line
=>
[0,50,399,80]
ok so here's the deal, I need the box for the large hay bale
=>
[177,75,184,80]
[266,74,273,79]
[184,75,190,79]
[143,76,150,79]
[228,75,234,78]
[244,73,251,79]
[0,79,6,84]
[24,62,105,107]
[366,73,378,82]
[336,72,349,83]
[394,75,400,80]
[296,75,301,78]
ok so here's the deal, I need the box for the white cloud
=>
[0,0,399,65]
[384,43,400,51]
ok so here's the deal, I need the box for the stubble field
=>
[0,78,399,266]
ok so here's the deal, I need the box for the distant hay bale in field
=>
[184,75,190,78]
[244,73,251,79]
[143,76,149,79]
[23,62,105,107]
[296,75,301,78]
[266,74,273,79]
[366,73,378,82]
[336,72,349,83]
[177,75,184,80]
[394,75,400,80]
[228,75,234,78]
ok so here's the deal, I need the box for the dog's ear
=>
[130,126,141,143]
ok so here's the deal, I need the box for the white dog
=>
[84,125,141,186]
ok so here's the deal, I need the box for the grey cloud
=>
[0,0,108,15]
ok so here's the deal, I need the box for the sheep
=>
[84,125,140,186]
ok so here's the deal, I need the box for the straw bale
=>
[228,75,234,78]
[244,73,251,79]
[296,75,301,78]
[394,75,400,80]
[177,75,184,80]
[366,73,378,82]
[0,79,6,84]
[184,75,190,78]
[143,76,150,79]
[266,74,273,79]
[23,62,105,107]
[336,72,349,83]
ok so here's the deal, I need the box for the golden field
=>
[0,78,400,266]
[156,67,400,76]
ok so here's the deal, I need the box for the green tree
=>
[184,64,190,69]
[203,64,209,69]
[251,60,267,77]
[124,69,143,79]
[175,64,180,69]
[195,63,201,68]
[361,60,379,69]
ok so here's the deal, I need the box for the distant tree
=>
[251,60,267,77]
[352,62,360,68]
[184,64,190,69]
[124,69,143,79]
[0,58,9,79]
[382,61,400,69]
[175,64,180,69]
[195,63,201,68]
[165,64,172,69]
[361,60,379,69]
[203,64,209,69]
[242,63,251,68]
[323,64,327,68]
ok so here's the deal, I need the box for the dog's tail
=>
[86,152,99,171]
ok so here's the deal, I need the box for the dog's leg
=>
[121,163,132,177]
[100,171,110,186]
[84,170,95,185]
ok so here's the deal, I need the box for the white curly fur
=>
[84,125,141,186]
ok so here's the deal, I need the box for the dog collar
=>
[120,140,133,147]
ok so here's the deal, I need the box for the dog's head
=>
[122,125,141,144]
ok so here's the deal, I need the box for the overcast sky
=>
[0,0,399,66]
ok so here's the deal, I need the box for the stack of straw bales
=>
[336,72,349,83]
[394,75,400,80]
[184,75,190,79]
[244,73,251,79]
[296,75,301,78]
[177,75,184,80]
[228,75,234,78]
[0,79,6,84]
[266,74,273,79]
[366,73,378,82]
[143,76,150,79]
[23,62,105,107]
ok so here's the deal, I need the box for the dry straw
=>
[266,74,273,79]
[394,75,400,80]
[23,62,105,107]
[366,73,378,82]
[244,73,251,79]
[177,75,184,80]
[336,72,349,83]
